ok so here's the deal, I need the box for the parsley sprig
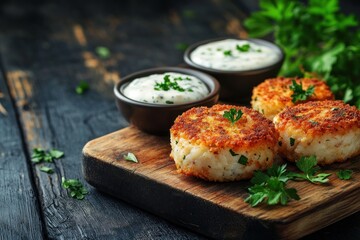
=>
[289,80,314,103]
[223,108,243,124]
[287,156,331,184]
[246,156,331,207]
[245,164,299,207]
[62,177,88,200]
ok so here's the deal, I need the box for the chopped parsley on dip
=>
[123,72,209,104]
[190,39,281,71]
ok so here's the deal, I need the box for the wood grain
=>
[0,68,44,239]
[83,126,360,240]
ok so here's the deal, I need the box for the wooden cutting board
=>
[82,126,360,240]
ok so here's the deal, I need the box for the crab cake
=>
[274,100,360,165]
[251,77,334,120]
[170,104,279,182]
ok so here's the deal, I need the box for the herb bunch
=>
[244,0,360,108]
[246,156,332,207]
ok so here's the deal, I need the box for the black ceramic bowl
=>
[184,38,284,103]
[114,67,220,135]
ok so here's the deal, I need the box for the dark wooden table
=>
[0,0,359,239]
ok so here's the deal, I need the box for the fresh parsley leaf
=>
[245,164,299,207]
[289,80,315,103]
[223,50,232,56]
[175,43,189,51]
[290,138,295,146]
[244,0,360,108]
[95,46,110,59]
[40,166,54,174]
[288,156,331,184]
[31,148,64,164]
[75,81,89,94]
[336,169,353,180]
[223,108,243,124]
[236,44,251,52]
[62,177,88,200]
[124,152,138,163]
[49,149,64,159]
[238,155,248,165]
[165,101,174,104]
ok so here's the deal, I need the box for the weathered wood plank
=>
[0,66,44,239]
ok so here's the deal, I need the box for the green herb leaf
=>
[95,46,110,59]
[245,164,299,207]
[175,43,189,51]
[223,50,232,56]
[289,80,315,103]
[336,169,353,180]
[165,101,174,104]
[124,152,138,163]
[236,44,251,52]
[75,81,89,94]
[288,156,331,184]
[49,149,64,159]
[223,108,243,124]
[238,155,248,165]
[154,75,185,92]
[40,166,54,174]
[244,0,360,107]
[290,138,295,146]
[31,148,64,164]
[62,177,88,200]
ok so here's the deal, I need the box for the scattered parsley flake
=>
[95,46,110,59]
[236,44,251,52]
[336,169,353,180]
[223,50,232,56]
[290,138,295,146]
[238,155,248,165]
[40,166,54,174]
[124,152,138,163]
[75,81,89,94]
[175,43,189,51]
[289,80,315,103]
[31,148,64,164]
[165,101,174,104]
[62,177,88,200]
[154,75,186,92]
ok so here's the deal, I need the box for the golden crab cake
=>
[170,104,279,182]
[274,100,360,165]
[251,77,334,120]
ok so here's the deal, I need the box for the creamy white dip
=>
[190,39,281,71]
[123,72,209,104]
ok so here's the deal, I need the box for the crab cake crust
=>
[274,100,360,165]
[251,77,334,120]
[170,104,279,182]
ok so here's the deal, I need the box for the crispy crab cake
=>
[170,104,279,182]
[251,77,334,120]
[274,100,360,165]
